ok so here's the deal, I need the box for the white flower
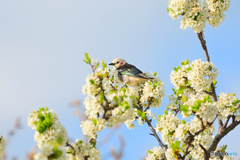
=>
[34,143,66,160]
[206,0,230,28]
[34,122,68,148]
[146,147,164,160]
[217,93,240,120]
[66,139,101,160]
[80,118,106,138]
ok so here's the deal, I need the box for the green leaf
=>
[114,96,119,102]
[193,12,201,21]
[154,72,157,76]
[92,140,97,148]
[181,59,190,66]
[220,0,224,2]
[124,106,130,111]
[186,82,191,86]
[181,96,188,102]
[174,66,181,72]
[109,90,116,94]
[89,79,95,85]
[180,105,189,114]
[221,145,227,152]
[147,150,153,154]
[172,88,176,94]
[137,110,146,120]
[83,58,89,64]
[94,62,100,69]
[182,120,186,124]
[148,82,152,85]
[164,110,168,115]
[56,137,63,144]
[168,130,175,136]
[100,91,104,103]
[83,53,91,64]
[52,150,63,159]
[102,60,107,70]
[175,140,181,149]
[232,99,240,105]
[191,106,198,112]
[187,67,192,71]
[141,111,146,120]
[213,79,217,86]
[176,86,185,96]
[92,118,97,126]
[167,8,173,12]
[195,100,201,108]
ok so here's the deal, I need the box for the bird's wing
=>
[117,63,143,77]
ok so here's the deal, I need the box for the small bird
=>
[109,58,153,86]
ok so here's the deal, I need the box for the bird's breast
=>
[122,75,146,86]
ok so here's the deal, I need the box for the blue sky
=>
[0,0,240,159]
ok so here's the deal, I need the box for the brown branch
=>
[197,31,210,62]
[199,143,207,154]
[203,119,240,159]
[144,97,153,112]
[197,31,240,159]
[222,115,231,128]
[66,142,76,156]
[110,84,117,91]
[84,155,90,160]
[145,118,168,152]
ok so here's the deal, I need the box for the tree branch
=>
[145,118,168,152]
[197,31,240,159]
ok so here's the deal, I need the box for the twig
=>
[199,143,207,154]
[145,118,168,152]
[197,31,240,159]
[66,142,76,156]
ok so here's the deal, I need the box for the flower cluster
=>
[66,139,101,160]
[167,0,230,32]
[217,93,240,120]
[180,94,218,122]
[28,107,68,148]
[146,147,165,160]
[80,118,106,139]
[28,107,68,159]
[0,134,6,160]
[155,112,181,145]
[141,72,165,109]
[206,0,231,28]
[170,59,218,93]
[34,139,66,160]
[81,55,165,137]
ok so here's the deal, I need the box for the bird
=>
[109,58,153,86]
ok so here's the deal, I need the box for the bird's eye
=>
[116,62,119,64]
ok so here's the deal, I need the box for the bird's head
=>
[109,58,126,69]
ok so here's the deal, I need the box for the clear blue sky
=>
[0,0,240,159]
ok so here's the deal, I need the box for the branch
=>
[145,118,168,152]
[197,31,210,62]
[199,143,207,154]
[203,119,240,159]
[197,31,218,102]
[144,97,153,112]
[66,142,76,156]
[196,30,240,160]
[222,115,231,128]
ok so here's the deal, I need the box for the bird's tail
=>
[136,73,154,80]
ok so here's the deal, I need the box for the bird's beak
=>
[109,63,115,65]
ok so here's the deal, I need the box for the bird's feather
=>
[117,63,142,76]
[117,63,153,79]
